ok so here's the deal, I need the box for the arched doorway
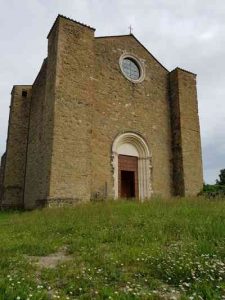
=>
[112,132,152,200]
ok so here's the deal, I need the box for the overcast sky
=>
[0,0,224,183]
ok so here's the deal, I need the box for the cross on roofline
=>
[129,25,133,34]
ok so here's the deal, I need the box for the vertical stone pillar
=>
[46,16,96,203]
[169,68,203,196]
[1,86,32,209]
[23,59,49,209]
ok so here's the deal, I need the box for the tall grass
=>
[0,198,224,299]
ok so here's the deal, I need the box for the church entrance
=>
[112,132,152,200]
[120,171,135,198]
[118,155,138,198]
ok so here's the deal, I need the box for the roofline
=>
[96,34,132,39]
[95,34,168,72]
[12,85,32,87]
[1,152,6,160]
[11,85,32,94]
[47,14,95,39]
[33,58,48,86]
[171,67,197,77]
[45,17,196,76]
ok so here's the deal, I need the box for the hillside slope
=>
[0,198,225,299]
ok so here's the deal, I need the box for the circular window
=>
[122,58,140,81]
[119,54,145,83]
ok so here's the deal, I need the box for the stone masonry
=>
[0,15,203,209]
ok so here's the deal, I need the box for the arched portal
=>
[112,132,153,200]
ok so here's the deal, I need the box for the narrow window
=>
[22,90,27,97]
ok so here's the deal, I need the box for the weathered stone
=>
[0,15,203,209]
[1,86,31,209]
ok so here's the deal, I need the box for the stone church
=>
[0,15,203,209]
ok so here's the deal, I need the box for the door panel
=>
[118,155,138,198]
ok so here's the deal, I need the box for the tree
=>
[216,169,225,185]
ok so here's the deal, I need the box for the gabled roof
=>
[95,34,169,72]
[46,16,195,75]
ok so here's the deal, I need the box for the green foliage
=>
[200,169,225,198]
[201,183,225,198]
[0,198,224,299]
[216,169,225,185]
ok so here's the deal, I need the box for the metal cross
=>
[129,25,133,35]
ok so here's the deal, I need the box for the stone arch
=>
[112,132,153,200]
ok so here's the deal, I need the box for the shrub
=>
[200,183,225,198]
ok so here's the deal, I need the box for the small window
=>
[22,90,27,97]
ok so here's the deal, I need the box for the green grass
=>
[0,198,225,299]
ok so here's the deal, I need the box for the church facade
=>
[0,15,203,209]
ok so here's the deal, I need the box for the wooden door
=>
[118,155,138,198]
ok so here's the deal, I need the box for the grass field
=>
[0,198,224,300]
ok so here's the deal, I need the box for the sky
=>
[0,0,224,183]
